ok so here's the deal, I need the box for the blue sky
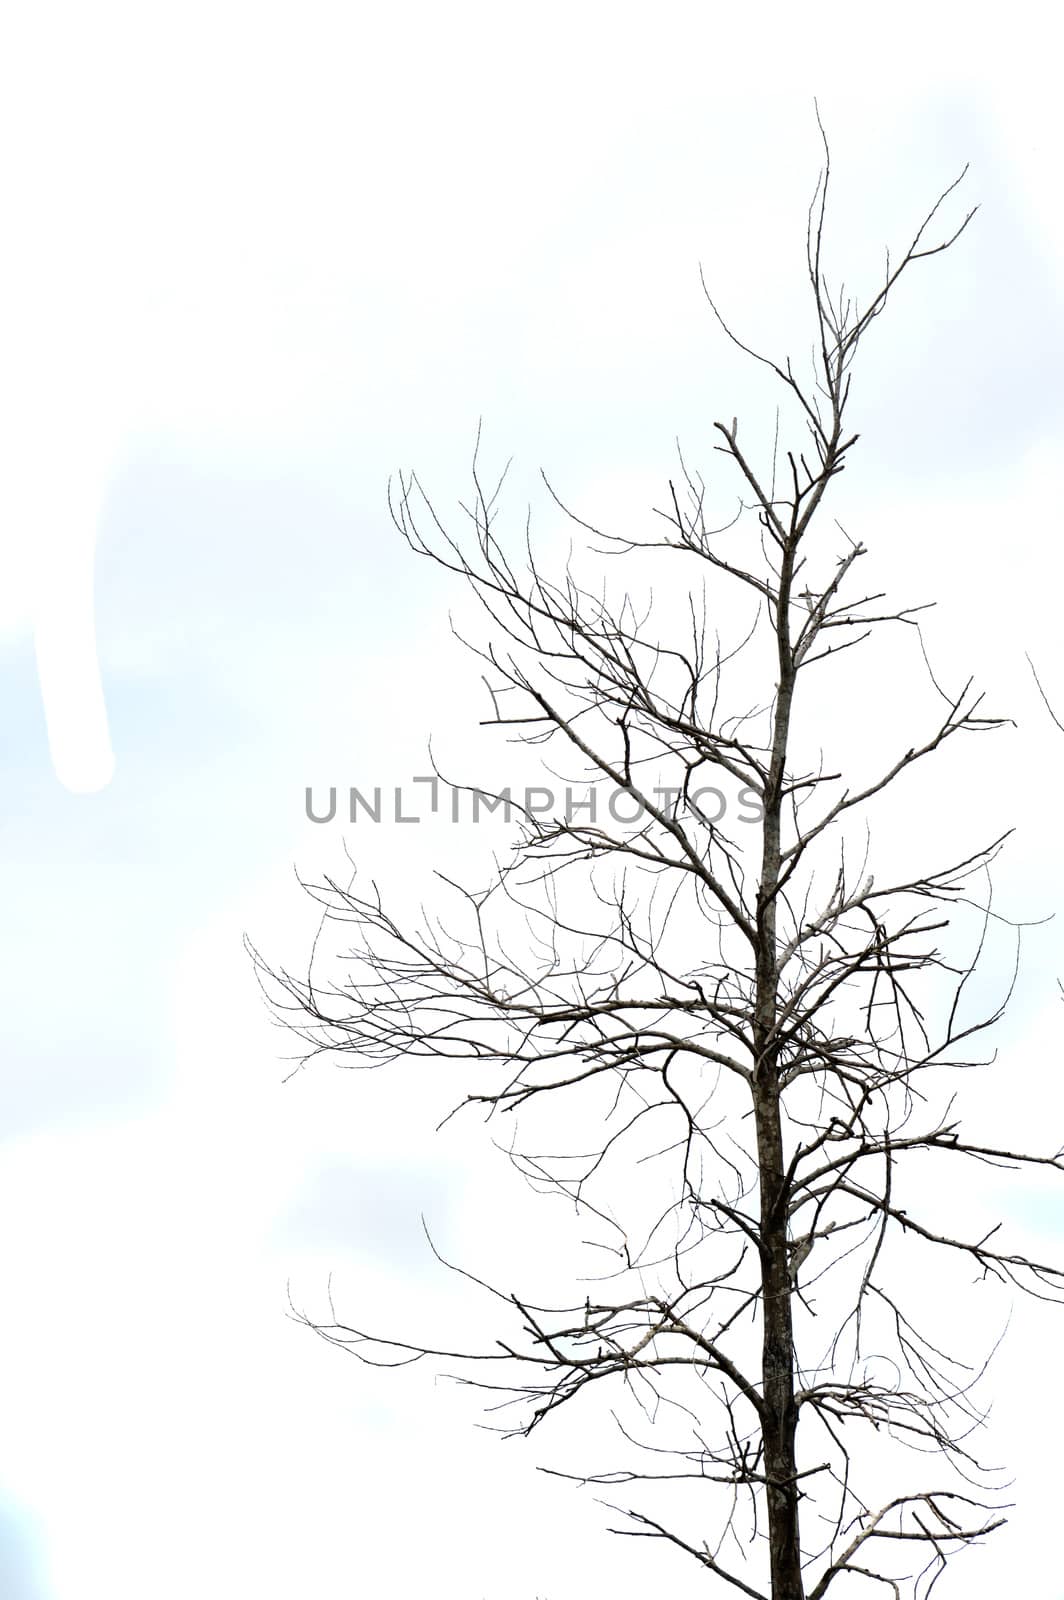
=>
[2,4,1064,1596]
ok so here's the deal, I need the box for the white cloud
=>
[3,9,1064,1595]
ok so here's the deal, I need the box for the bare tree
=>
[252,134,1064,1600]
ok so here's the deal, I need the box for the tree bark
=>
[758,571,804,1597]
[756,1080,804,1599]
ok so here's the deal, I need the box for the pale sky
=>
[2,4,1064,1597]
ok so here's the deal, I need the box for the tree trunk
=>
[758,613,803,1597]
[756,1080,804,1600]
